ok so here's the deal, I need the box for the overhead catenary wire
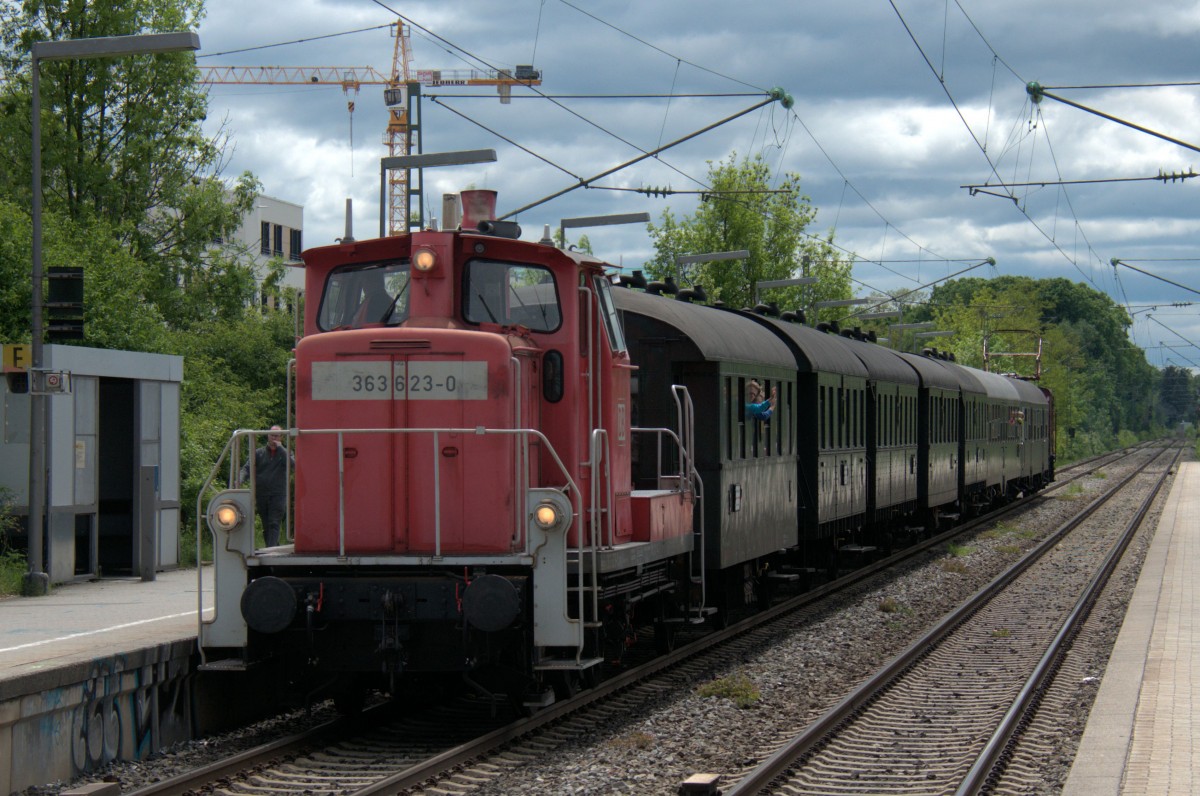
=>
[195,1,979,296]
[389,0,966,284]
[963,169,1199,190]
[888,1,1115,294]
[1112,259,1200,298]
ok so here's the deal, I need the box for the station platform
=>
[1064,458,1200,795]
[0,567,209,684]
[0,567,215,795]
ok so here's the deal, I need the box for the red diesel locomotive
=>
[200,193,698,706]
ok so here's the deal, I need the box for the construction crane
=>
[197,19,541,235]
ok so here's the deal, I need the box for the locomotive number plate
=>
[311,361,488,401]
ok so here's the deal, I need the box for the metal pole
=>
[25,52,49,595]
[379,159,386,238]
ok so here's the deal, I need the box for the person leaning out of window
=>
[746,380,777,422]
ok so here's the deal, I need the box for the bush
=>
[697,673,761,708]
[0,488,27,597]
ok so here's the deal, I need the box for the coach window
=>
[836,387,844,449]
[819,385,826,449]
[464,260,562,332]
[738,376,747,459]
[885,395,892,446]
[862,390,867,447]
[852,390,860,447]
[724,377,733,460]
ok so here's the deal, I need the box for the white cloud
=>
[194,0,1200,361]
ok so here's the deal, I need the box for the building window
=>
[289,228,302,261]
[273,224,283,256]
[260,221,271,255]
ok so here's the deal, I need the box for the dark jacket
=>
[239,444,294,496]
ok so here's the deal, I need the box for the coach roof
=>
[613,288,795,368]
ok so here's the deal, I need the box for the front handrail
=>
[196,425,582,649]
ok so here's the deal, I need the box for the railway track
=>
[121,444,1158,796]
[723,443,1181,795]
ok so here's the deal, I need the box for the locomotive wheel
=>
[332,681,366,716]
[653,620,676,654]
[552,671,584,700]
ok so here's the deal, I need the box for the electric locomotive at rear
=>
[200,194,698,703]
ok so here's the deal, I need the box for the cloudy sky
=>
[195,0,1200,369]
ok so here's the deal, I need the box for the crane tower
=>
[197,19,541,235]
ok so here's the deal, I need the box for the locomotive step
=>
[196,657,252,672]
[660,605,719,625]
[522,688,556,709]
[533,656,605,672]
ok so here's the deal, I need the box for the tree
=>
[927,275,1161,460]
[644,152,852,310]
[1159,366,1197,427]
[0,0,260,331]
[0,0,297,550]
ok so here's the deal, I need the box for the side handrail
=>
[671,384,706,611]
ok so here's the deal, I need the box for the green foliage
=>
[645,152,852,309]
[1,0,218,227]
[0,487,25,596]
[0,0,263,335]
[1059,482,1084,500]
[552,228,593,254]
[0,0,290,558]
[166,310,296,535]
[927,275,1163,462]
[696,673,761,708]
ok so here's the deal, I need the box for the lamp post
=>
[559,212,650,251]
[379,149,497,237]
[674,249,749,285]
[26,31,200,596]
[754,276,817,308]
[813,297,870,325]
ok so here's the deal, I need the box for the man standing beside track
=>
[239,425,294,547]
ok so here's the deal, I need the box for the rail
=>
[724,444,1178,795]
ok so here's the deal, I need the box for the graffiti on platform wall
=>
[68,655,193,776]
[71,660,122,773]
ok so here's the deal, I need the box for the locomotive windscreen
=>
[318,260,410,330]
[463,259,562,332]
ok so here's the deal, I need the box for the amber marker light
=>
[212,502,242,532]
[534,502,561,531]
[413,247,437,272]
